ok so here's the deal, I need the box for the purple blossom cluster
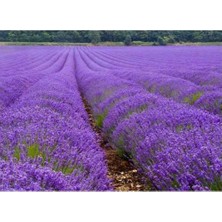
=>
[0,47,111,191]
[75,47,222,190]
[0,159,73,191]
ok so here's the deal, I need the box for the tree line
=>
[1,31,222,45]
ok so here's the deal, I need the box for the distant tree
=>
[164,35,176,44]
[136,31,148,41]
[52,31,67,42]
[8,32,16,42]
[113,31,126,42]
[100,31,114,41]
[157,36,167,45]
[89,31,101,44]
[147,31,159,42]
[71,31,81,42]
[78,31,91,42]
[2,30,222,44]
[0,31,8,41]
[20,32,30,42]
[41,32,51,42]
[124,35,132,46]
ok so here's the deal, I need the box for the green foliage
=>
[116,147,126,158]
[115,136,127,158]
[125,104,147,119]
[89,31,101,44]
[124,34,132,46]
[184,92,203,105]
[27,144,40,158]
[210,178,222,191]
[57,164,84,175]
[62,166,75,175]
[95,113,106,128]
[176,124,193,132]
[14,147,21,161]
[171,177,180,189]
[14,144,45,161]
[115,136,132,159]
[115,136,132,160]
[157,36,167,46]
[132,41,153,46]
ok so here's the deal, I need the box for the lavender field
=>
[1,45,222,191]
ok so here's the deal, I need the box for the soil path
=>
[82,97,149,191]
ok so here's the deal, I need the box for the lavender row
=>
[81,47,222,116]
[0,46,64,74]
[0,48,111,191]
[0,48,69,112]
[109,69,222,116]
[78,49,204,108]
[75,49,222,190]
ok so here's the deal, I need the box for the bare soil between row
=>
[82,97,149,191]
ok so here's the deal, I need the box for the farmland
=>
[1,45,222,191]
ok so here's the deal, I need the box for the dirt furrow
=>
[82,97,149,191]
